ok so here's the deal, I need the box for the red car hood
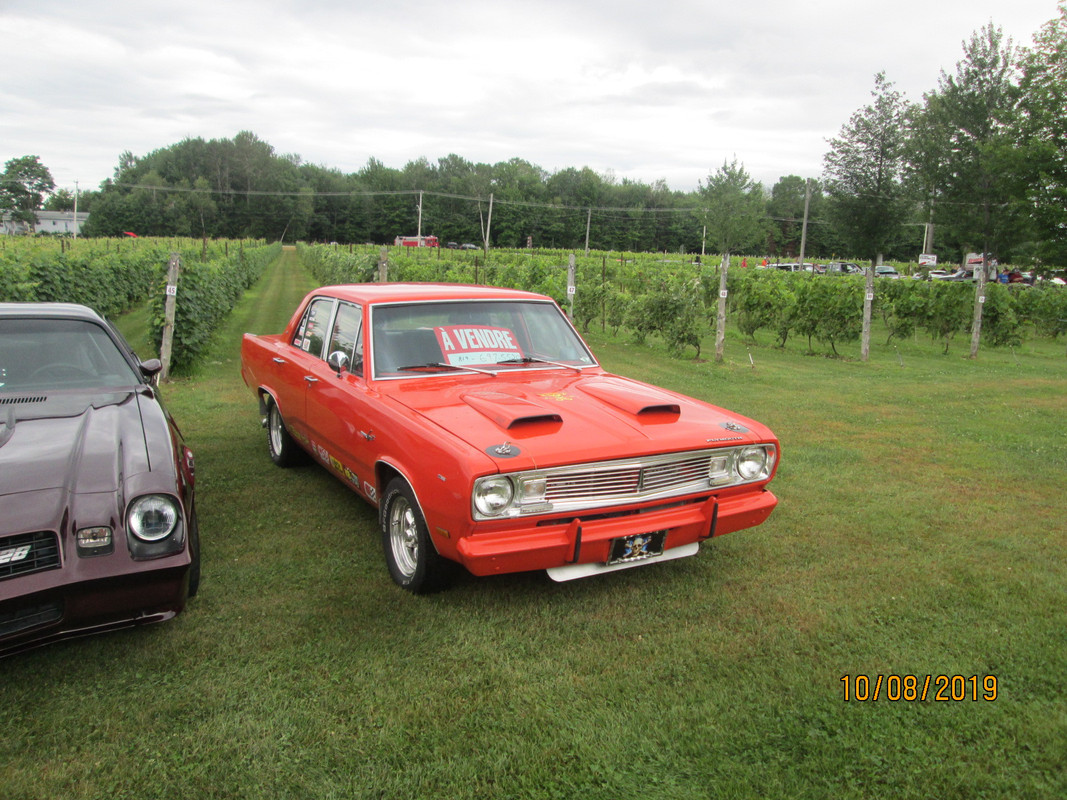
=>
[384,371,774,471]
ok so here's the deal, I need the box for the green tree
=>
[1017,2,1067,266]
[1,155,55,231]
[766,176,830,258]
[823,73,912,264]
[699,158,766,259]
[912,25,1023,264]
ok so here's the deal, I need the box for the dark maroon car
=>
[0,303,199,657]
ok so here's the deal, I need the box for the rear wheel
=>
[266,397,304,467]
[381,477,452,594]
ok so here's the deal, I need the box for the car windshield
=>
[370,299,597,378]
[0,318,140,392]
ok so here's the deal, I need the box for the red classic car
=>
[240,284,779,592]
[0,303,199,657]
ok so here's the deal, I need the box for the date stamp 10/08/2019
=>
[841,674,998,702]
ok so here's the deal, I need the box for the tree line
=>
[4,5,1066,269]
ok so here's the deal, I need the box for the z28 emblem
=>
[0,545,31,564]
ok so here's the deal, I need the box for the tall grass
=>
[2,250,1064,799]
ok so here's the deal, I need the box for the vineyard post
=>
[969,260,987,359]
[714,253,729,363]
[378,247,388,282]
[567,253,576,320]
[159,253,181,381]
[861,265,874,361]
[601,254,607,332]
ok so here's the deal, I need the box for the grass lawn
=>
[2,250,1065,799]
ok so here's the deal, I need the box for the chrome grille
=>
[546,466,641,501]
[640,453,712,492]
[474,443,775,521]
[1,531,61,581]
[544,453,713,504]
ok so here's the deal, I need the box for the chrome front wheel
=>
[380,477,452,593]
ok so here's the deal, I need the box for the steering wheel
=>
[29,363,96,381]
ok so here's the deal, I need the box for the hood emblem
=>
[487,441,521,458]
[722,421,748,433]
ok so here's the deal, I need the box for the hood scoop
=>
[462,392,563,430]
[579,379,680,418]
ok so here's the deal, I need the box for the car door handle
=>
[272,357,286,364]
[304,376,319,384]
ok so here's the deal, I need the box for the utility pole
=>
[584,208,592,255]
[483,193,494,258]
[797,179,811,269]
[416,191,423,241]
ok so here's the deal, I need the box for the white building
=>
[1,211,89,236]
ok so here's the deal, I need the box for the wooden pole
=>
[378,247,388,282]
[715,253,729,363]
[861,265,874,362]
[159,253,181,381]
[797,179,811,269]
[969,259,987,359]
[567,253,576,320]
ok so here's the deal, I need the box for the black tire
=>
[266,396,304,467]
[186,506,201,598]
[380,477,452,594]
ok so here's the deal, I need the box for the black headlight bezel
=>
[126,494,185,560]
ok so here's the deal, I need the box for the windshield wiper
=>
[397,362,499,376]
[496,357,586,374]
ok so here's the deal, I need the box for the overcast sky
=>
[2,0,1060,195]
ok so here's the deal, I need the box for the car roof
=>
[314,283,553,305]
[0,302,106,322]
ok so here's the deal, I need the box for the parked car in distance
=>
[824,261,864,276]
[1,303,199,657]
[875,266,901,279]
[460,243,479,250]
[240,284,780,593]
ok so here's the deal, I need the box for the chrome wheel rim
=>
[388,496,419,578]
[269,406,284,455]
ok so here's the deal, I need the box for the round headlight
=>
[736,446,770,481]
[128,495,180,541]
[474,477,515,517]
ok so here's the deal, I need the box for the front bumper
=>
[0,566,190,658]
[455,488,777,578]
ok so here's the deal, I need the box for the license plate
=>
[608,531,667,564]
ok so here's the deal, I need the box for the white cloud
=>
[1,0,1058,191]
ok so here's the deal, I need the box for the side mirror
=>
[139,358,163,387]
[327,351,349,376]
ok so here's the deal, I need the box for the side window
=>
[327,302,363,376]
[291,297,336,358]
